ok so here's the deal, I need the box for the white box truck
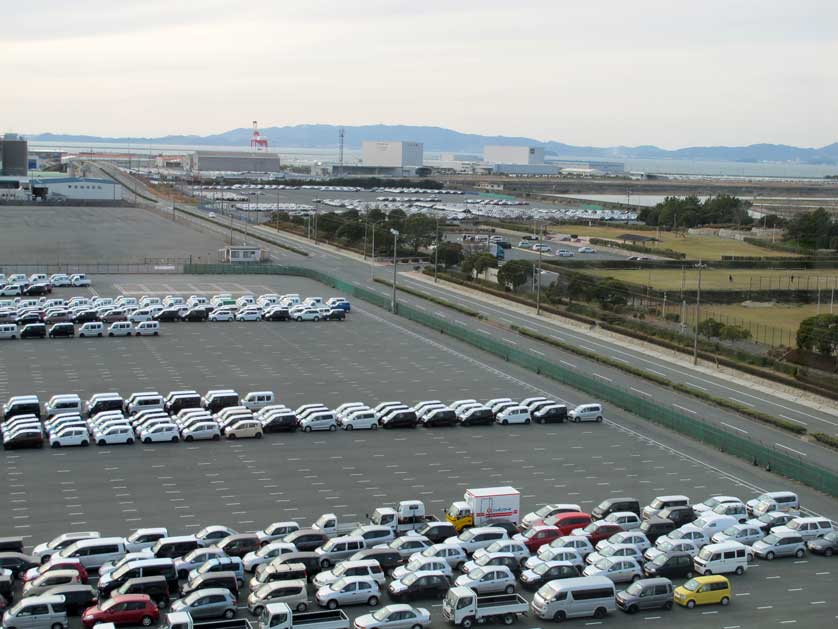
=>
[445,486,521,532]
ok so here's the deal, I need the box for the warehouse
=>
[30,177,122,201]
[361,140,424,170]
[484,145,545,165]
[185,150,281,173]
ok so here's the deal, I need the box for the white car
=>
[181,421,221,441]
[124,528,168,553]
[235,309,262,321]
[557,249,575,257]
[208,309,235,322]
[595,531,651,554]
[694,496,742,515]
[472,540,530,564]
[604,512,643,531]
[374,536,432,560]
[243,541,296,572]
[138,422,180,443]
[299,412,337,432]
[525,546,585,571]
[391,557,452,581]
[578,247,596,254]
[70,274,91,287]
[407,544,467,570]
[495,406,531,425]
[581,557,643,583]
[49,274,72,287]
[643,538,700,562]
[94,425,135,446]
[453,565,516,594]
[293,308,322,322]
[341,409,378,430]
[585,543,644,567]
[49,427,91,448]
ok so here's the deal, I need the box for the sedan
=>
[352,604,431,629]
[453,566,516,594]
[388,572,449,601]
[582,557,643,583]
[315,577,381,609]
[519,560,579,590]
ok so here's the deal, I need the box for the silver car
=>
[352,604,431,629]
[586,544,643,567]
[376,536,431,559]
[407,544,467,570]
[472,540,529,564]
[712,524,764,546]
[170,588,237,620]
[582,557,643,583]
[315,576,381,609]
[243,542,296,572]
[175,548,226,579]
[453,565,517,594]
[391,557,452,581]
[525,546,585,572]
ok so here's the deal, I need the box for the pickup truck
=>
[312,513,363,538]
[164,603,350,629]
[368,500,439,535]
[442,587,528,627]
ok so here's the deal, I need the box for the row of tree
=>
[637,195,753,229]
[783,208,838,250]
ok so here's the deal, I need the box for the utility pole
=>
[390,229,400,313]
[362,219,368,261]
[370,227,376,280]
[434,214,440,283]
[693,260,703,365]
[536,222,543,315]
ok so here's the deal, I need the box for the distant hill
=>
[28,125,838,165]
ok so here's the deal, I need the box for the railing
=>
[182,263,838,498]
[0,260,188,275]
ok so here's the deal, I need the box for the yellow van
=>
[674,575,731,608]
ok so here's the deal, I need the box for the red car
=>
[513,525,562,552]
[23,558,89,583]
[545,512,593,536]
[571,521,624,545]
[82,594,159,628]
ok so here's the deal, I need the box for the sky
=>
[3,0,837,148]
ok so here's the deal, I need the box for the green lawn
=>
[587,268,838,292]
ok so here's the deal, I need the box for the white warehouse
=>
[484,145,545,165]
[362,141,424,168]
[30,177,122,201]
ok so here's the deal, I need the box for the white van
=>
[568,404,604,423]
[531,575,616,622]
[693,541,748,576]
[748,491,800,516]
[135,321,160,336]
[243,391,275,410]
[60,536,127,569]
[496,406,531,425]
[78,321,104,337]
[108,321,133,337]
[129,309,154,323]
[0,323,18,339]
[45,394,82,418]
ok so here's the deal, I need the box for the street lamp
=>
[434,213,440,284]
[390,228,400,313]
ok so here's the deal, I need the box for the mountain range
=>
[28,124,838,165]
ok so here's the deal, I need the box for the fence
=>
[183,263,838,498]
[0,260,188,275]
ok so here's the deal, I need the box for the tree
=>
[435,242,464,269]
[797,313,838,356]
[401,214,437,251]
[785,208,837,249]
[497,260,532,291]
[462,252,497,278]
[366,208,386,224]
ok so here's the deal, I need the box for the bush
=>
[813,432,838,450]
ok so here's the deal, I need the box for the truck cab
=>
[446,502,474,532]
[368,500,434,534]
[446,487,521,533]
[312,513,361,538]
[442,586,528,627]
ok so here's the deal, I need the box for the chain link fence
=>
[0,260,188,275]
[183,263,838,498]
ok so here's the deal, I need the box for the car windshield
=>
[758,513,777,523]
[762,534,779,545]
[601,546,620,557]
[651,554,668,567]
[469,567,486,579]
[405,559,422,571]
[523,529,539,539]
[100,599,119,611]
[626,581,644,596]
[535,505,555,517]
[704,498,723,508]
[722,526,738,536]
[533,562,552,575]
[333,563,347,576]
[650,498,665,509]
[824,532,838,542]
[582,523,597,534]
[459,529,476,542]
[682,578,699,592]
[594,558,613,570]
[421,547,437,557]
[331,577,348,590]
[402,573,418,586]
[787,521,802,530]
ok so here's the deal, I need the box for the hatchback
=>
[81,593,159,628]
[752,533,806,560]
[454,565,516,594]
[315,576,381,609]
[169,588,237,620]
[673,575,731,608]
[519,561,579,591]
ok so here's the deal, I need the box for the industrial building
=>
[492,163,560,175]
[184,150,281,173]
[362,141,424,169]
[0,133,29,176]
[0,176,122,202]
[484,145,545,165]
[549,159,625,174]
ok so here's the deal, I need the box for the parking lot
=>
[2,274,837,628]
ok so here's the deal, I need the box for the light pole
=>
[693,260,703,365]
[434,214,440,283]
[391,228,400,313]
[370,226,376,280]
[536,222,543,315]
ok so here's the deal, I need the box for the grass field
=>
[586,268,838,292]
[548,225,796,259]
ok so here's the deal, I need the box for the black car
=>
[42,584,97,614]
[807,531,838,556]
[519,562,579,590]
[15,312,41,326]
[458,408,494,426]
[324,309,345,321]
[264,309,290,321]
[658,506,696,527]
[182,571,239,598]
[639,518,677,543]
[470,554,521,576]
[349,548,402,572]
[20,323,47,339]
[3,429,44,450]
[0,552,39,578]
[154,308,183,322]
[262,413,298,433]
[381,410,418,429]
[48,323,75,338]
[116,576,170,609]
[592,497,641,520]
[283,530,329,552]
[642,551,695,579]
[0,538,24,554]
[72,310,100,323]
[0,575,12,604]
[24,284,50,296]
[416,522,456,544]
[489,521,521,537]
[273,552,322,579]
[422,409,457,427]
[388,573,450,600]
[181,307,209,322]
[533,405,568,424]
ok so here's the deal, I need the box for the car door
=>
[479,569,500,593]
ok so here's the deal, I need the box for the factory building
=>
[491,163,560,175]
[185,150,281,173]
[0,176,122,202]
[362,141,424,169]
[0,133,29,176]
[484,145,545,166]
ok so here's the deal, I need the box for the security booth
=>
[219,245,265,263]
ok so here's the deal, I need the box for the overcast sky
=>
[4,0,836,148]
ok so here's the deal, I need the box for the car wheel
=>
[141,616,153,627]
[172,436,179,442]
[502,419,508,425]
[735,565,744,575]
[326,599,338,610]
[329,425,336,431]
[721,596,730,606]
[108,332,114,336]
[223,609,235,620]
[314,316,320,322]
[826,548,833,557]
[127,438,134,445]
[766,551,775,560]
[504,584,514,594]
[346,424,353,430]
[255,432,262,439]
[51,442,60,448]
[524,418,530,424]
[304,426,312,432]
[321,559,331,568]
[795,548,804,558]
[628,604,638,614]
[552,610,566,622]
[371,423,377,430]
[143,437,152,444]
[178,569,188,579]
[663,600,673,610]
[185,435,194,442]
[366,596,378,607]
[81,440,89,447]
[296,317,302,322]
[52,624,63,629]
[685,570,693,579]
[154,331,158,335]
[631,573,641,581]
[212,434,220,441]
[686,599,696,609]
[703,569,711,576]
[296,602,307,612]
[228,433,237,439]
[593,607,607,619]
[97,332,102,337]
[97,439,106,446]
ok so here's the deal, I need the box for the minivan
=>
[615,577,673,613]
[315,536,366,568]
[568,404,603,423]
[592,498,641,520]
[135,321,160,336]
[643,496,690,520]
[182,571,239,597]
[45,395,82,418]
[1,594,68,629]
[165,392,202,414]
[78,322,104,337]
[98,558,178,597]
[247,579,308,616]
[107,321,133,336]
[20,323,46,339]
[0,323,18,339]
[747,491,799,516]
[202,390,240,414]
[530,575,616,622]
[115,575,171,608]
[752,533,806,560]
[125,394,165,416]
[58,537,126,569]
[243,391,275,410]
[3,396,42,421]
[693,541,748,576]
[152,536,201,559]
[85,393,124,417]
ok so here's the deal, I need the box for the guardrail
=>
[182,263,838,498]
[0,262,186,275]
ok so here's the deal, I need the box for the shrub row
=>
[373,278,481,318]
[588,238,687,260]
[813,432,838,450]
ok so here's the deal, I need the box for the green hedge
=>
[813,432,838,450]
[588,238,687,260]
[373,277,481,318]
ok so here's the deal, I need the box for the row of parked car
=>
[0,273,91,297]
[1,488,834,629]
[0,391,605,450]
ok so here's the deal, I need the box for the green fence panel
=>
[182,264,838,498]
